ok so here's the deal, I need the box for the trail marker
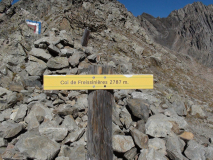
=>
[43,65,153,160]
[43,75,153,90]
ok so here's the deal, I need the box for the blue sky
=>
[118,0,213,17]
[1,0,212,18]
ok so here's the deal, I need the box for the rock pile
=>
[0,31,213,160]
[0,0,213,160]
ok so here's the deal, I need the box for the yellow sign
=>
[43,75,153,90]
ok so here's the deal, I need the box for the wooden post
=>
[87,65,113,160]
[81,28,90,47]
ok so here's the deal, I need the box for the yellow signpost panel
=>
[43,75,153,90]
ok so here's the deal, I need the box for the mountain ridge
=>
[138,1,213,68]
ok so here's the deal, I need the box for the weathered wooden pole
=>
[81,27,90,47]
[87,65,113,160]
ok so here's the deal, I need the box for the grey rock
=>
[112,122,124,135]
[166,133,186,160]
[53,104,78,117]
[205,146,213,160]
[112,104,122,127]
[0,87,11,97]
[61,115,78,132]
[58,145,86,160]
[184,140,206,160]
[15,130,60,160]
[164,108,188,129]
[0,121,23,138]
[136,119,146,133]
[27,93,47,103]
[172,99,187,116]
[34,37,61,47]
[26,61,46,76]
[55,156,69,160]
[191,105,206,118]
[29,48,51,61]
[61,47,75,57]
[127,99,149,121]
[114,90,129,101]
[39,120,68,142]
[145,114,173,138]
[0,138,7,147]
[25,103,46,124]
[148,138,166,155]
[138,148,167,160]
[112,135,135,153]
[0,65,8,75]
[67,91,81,99]
[0,92,17,111]
[48,44,61,56]
[0,0,12,13]
[24,76,42,88]
[1,109,12,121]
[87,54,97,61]
[27,116,40,130]
[74,94,88,111]
[47,57,69,69]
[78,61,90,74]
[150,53,162,66]
[131,92,159,104]
[120,108,132,129]
[68,51,86,67]
[130,127,148,149]
[63,128,85,144]
[124,147,137,160]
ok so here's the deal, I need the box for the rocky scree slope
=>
[138,2,213,68]
[1,0,213,160]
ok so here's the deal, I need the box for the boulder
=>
[130,127,148,149]
[48,44,61,56]
[68,51,86,67]
[53,104,78,117]
[39,120,68,142]
[0,121,23,138]
[138,148,167,160]
[14,104,28,122]
[55,156,69,160]
[150,53,162,66]
[58,145,86,160]
[61,115,78,132]
[63,128,85,144]
[0,138,7,147]
[15,130,60,160]
[34,37,61,47]
[112,135,135,153]
[145,114,173,138]
[26,61,46,76]
[166,133,186,160]
[184,140,206,160]
[47,57,69,69]
[136,119,146,133]
[25,104,46,124]
[74,94,88,111]
[29,48,51,61]
[124,147,137,160]
[148,138,166,155]
[127,99,149,121]
[120,108,132,129]
[191,105,206,118]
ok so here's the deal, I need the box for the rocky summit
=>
[0,0,213,160]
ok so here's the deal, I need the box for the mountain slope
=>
[1,0,213,160]
[138,2,213,67]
